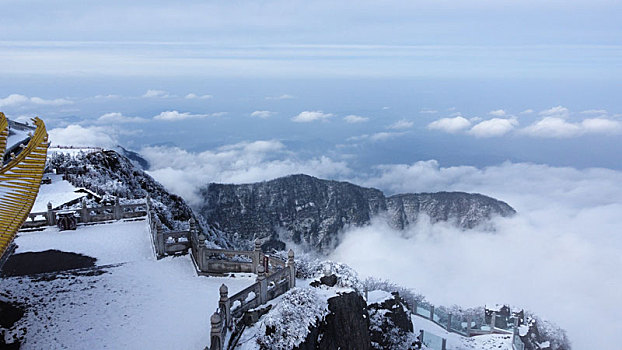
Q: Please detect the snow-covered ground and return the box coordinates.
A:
[1,218,256,349]
[31,174,86,212]
[411,314,512,350]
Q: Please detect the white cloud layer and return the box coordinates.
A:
[348,131,406,142]
[343,115,369,123]
[142,89,170,98]
[332,160,622,350]
[387,119,414,130]
[141,140,351,205]
[0,94,73,108]
[539,105,570,118]
[521,117,622,138]
[250,110,275,119]
[291,111,333,123]
[153,110,222,121]
[427,116,471,133]
[48,125,118,147]
[488,109,507,116]
[468,117,518,137]
[97,112,148,124]
[185,93,212,100]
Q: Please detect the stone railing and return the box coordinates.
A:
[366,288,523,350]
[146,196,192,259]
[206,249,296,350]
[21,197,147,229]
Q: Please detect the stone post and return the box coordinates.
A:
[447,313,452,331]
[156,225,165,258]
[189,217,197,236]
[196,234,206,271]
[466,315,472,337]
[256,265,268,304]
[441,338,447,350]
[429,305,435,321]
[219,284,231,328]
[491,312,497,333]
[46,202,56,226]
[80,197,89,223]
[114,196,122,220]
[512,316,519,344]
[412,300,418,315]
[364,286,368,301]
[286,249,296,289]
[252,239,262,274]
[210,312,223,350]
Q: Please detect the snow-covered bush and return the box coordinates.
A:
[295,255,362,290]
[256,288,328,349]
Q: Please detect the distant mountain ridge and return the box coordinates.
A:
[199,174,516,253]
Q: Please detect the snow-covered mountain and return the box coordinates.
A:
[199,174,516,253]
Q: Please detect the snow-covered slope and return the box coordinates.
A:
[0,219,255,349]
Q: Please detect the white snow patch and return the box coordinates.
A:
[367,290,393,305]
[31,174,86,212]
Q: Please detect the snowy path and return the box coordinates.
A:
[1,220,256,349]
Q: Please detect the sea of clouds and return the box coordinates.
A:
[333,161,622,350]
[137,142,621,349]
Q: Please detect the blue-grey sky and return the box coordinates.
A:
[1,0,621,171]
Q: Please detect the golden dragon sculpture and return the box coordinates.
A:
[0,112,49,258]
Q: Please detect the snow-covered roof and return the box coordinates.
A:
[31,174,87,212]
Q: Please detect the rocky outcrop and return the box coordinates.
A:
[387,192,516,229]
[201,174,386,252]
[367,293,414,349]
[199,174,515,253]
[296,292,372,350]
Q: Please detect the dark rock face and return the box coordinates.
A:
[115,146,150,170]
[367,293,414,349]
[296,292,372,350]
[201,174,386,251]
[199,174,516,253]
[387,192,516,230]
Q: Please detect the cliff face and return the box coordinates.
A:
[386,192,516,230]
[201,174,386,252]
[199,174,516,253]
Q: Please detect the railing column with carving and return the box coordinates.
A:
[252,239,262,274]
[219,284,231,328]
[156,224,165,258]
[209,312,223,350]
[80,197,90,223]
[491,312,497,333]
[429,305,435,321]
[512,317,519,346]
[46,202,56,226]
[466,315,472,336]
[114,197,122,220]
[197,233,206,271]
[287,249,296,288]
[256,265,268,304]
[447,313,452,331]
